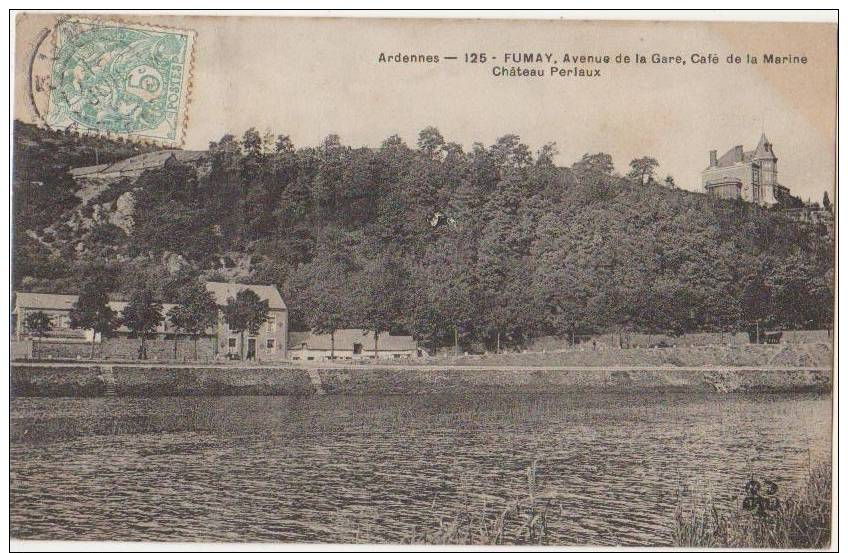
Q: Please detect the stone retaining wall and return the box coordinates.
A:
[10,365,832,398]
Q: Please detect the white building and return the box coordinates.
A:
[288,329,424,361]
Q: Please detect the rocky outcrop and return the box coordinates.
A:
[109,191,136,232]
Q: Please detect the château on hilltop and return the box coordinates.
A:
[702,133,790,206]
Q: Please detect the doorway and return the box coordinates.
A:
[247,338,257,360]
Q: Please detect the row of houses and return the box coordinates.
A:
[11,282,423,362]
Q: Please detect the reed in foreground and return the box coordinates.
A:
[406,460,550,545]
[674,462,831,549]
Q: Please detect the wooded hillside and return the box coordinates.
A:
[12,121,834,350]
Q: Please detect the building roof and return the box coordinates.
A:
[706,134,776,171]
[713,145,749,168]
[292,329,417,351]
[13,292,79,312]
[204,282,287,310]
[70,150,207,178]
[14,282,286,315]
[14,293,179,333]
[752,133,777,161]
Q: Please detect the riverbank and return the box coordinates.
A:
[10,364,832,397]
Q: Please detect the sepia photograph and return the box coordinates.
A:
[8,10,838,550]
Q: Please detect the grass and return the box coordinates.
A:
[406,460,550,545]
[674,462,832,548]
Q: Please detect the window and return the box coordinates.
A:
[353,343,363,355]
[307,356,314,361]
[266,315,276,334]
[292,356,300,360]
[266,339,275,349]
[228,338,237,348]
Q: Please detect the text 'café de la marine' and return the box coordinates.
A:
[701,134,790,205]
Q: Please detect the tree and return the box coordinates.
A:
[305,275,349,360]
[356,257,408,358]
[23,311,53,357]
[490,134,533,170]
[168,280,219,360]
[297,242,356,360]
[23,310,52,338]
[241,127,263,157]
[417,126,445,158]
[535,142,559,167]
[121,286,164,360]
[69,280,119,358]
[222,289,270,360]
[627,157,660,184]
[664,175,676,188]
[822,191,832,212]
[572,152,615,179]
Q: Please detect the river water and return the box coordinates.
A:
[11,391,831,545]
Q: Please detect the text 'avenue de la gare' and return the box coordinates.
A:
[377,51,809,78]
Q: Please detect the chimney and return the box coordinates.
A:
[734,145,744,160]
[709,150,717,167]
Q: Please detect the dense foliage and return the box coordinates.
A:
[13,122,834,351]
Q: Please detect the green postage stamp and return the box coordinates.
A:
[42,18,195,145]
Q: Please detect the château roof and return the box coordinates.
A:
[706,134,776,171]
[752,133,777,161]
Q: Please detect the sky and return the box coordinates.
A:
[15,14,837,202]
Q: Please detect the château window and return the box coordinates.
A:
[353,343,363,355]
[266,339,275,349]
[228,338,237,348]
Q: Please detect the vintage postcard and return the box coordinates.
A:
[9,10,837,550]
